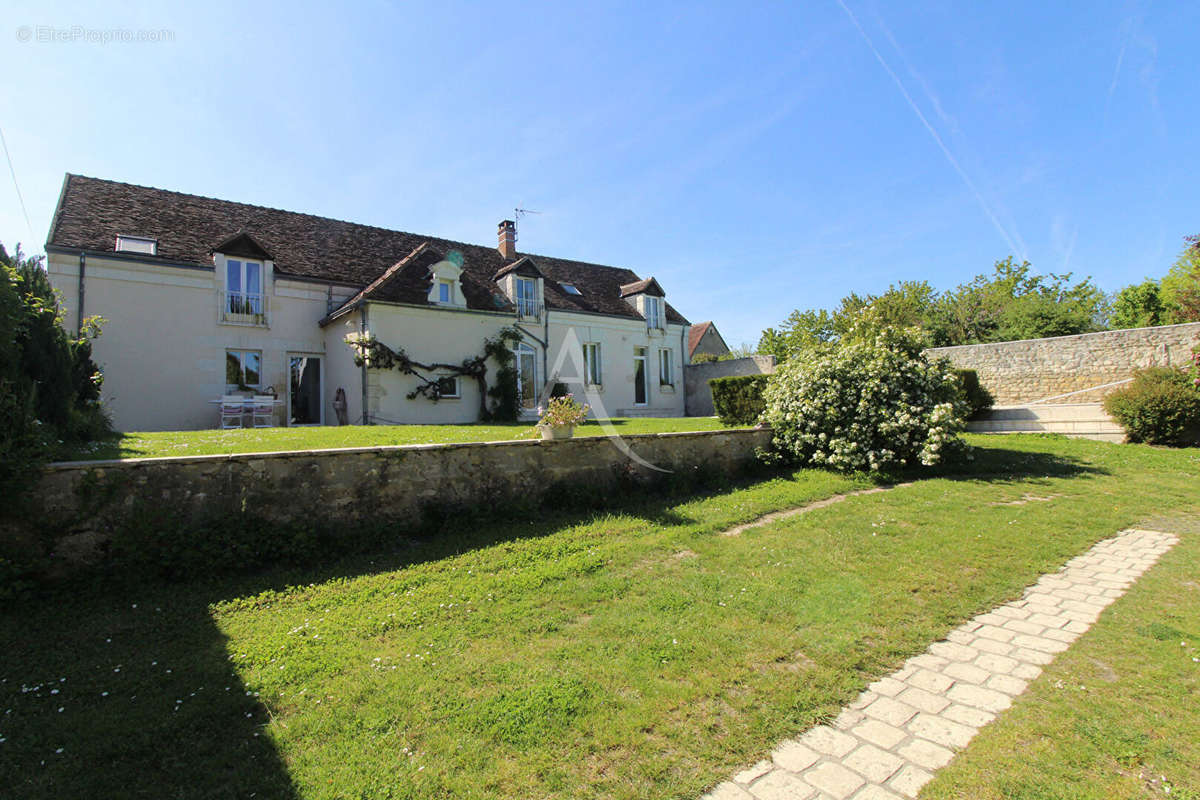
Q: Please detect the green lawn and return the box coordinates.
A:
[2,435,1197,799]
[55,417,727,461]
[921,510,1200,800]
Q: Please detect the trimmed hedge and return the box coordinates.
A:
[953,369,994,419]
[1103,367,1200,446]
[710,374,769,426]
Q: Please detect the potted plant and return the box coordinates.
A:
[537,393,589,440]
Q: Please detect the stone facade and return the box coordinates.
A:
[927,322,1200,405]
[30,429,771,570]
[684,355,777,416]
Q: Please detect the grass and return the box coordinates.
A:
[920,511,1200,800]
[54,416,727,461]
[1,435,1197,799]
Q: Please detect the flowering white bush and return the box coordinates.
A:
[761,327,966,472]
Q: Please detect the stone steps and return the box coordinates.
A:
[966,403,1124,443]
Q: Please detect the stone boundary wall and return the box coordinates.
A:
[926,322,1200,405]
[31,429,771,567]
[684,355,777,416]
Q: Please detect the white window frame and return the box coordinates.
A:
[226,258,265,311]
[437,375,461,399]
[226,349,262,391]
[515,277,539,317]
[633,346,649,406]
[645,296,663,330]
[659,348,674,387]
[115,235,157,255]
[583,342,602,386]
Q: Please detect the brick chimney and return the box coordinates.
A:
[498,219,516,260]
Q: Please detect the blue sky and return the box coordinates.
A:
[2,0,1198,347]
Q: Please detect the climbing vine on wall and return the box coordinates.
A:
[345,326,523,421]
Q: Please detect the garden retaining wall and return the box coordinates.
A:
[926,322,1200,405]
[27,428,771,570]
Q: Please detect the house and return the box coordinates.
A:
[687,320,730,360]
[44,174,692,431]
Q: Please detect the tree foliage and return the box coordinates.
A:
[1109,280,1166,329]
[1160,235,1200,323]
[760,259,1108,362]
[1,243,110,500]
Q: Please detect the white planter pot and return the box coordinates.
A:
[540,425,575,441]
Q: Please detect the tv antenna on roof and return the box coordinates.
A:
[514,207,541,243]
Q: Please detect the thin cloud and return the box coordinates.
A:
[834,0,1027,260]
[1105,15,1137,124]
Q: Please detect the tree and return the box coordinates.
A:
[0,243,109,464]
[931,258,1107,344]
[757,308,835,363]
[758,258,1108,356]
[1109,280,1166,329]
[1161,235,1200,323]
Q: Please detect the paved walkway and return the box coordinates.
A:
[703,528,1179,800]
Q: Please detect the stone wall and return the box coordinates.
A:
[684,355,776,416]
[30,429,772,569]
[927,322,1200,405]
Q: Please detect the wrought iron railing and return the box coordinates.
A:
[517,300,544,322]
[218,290,269,327]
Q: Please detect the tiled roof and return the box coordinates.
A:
[687,320,729,356]
[619,277,665,298]
[48,174,688,325]
[688,321,712,355]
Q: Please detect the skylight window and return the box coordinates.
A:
[560,283,582,296]
[115,235,157,255]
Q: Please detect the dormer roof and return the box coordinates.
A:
[619,277,666,298]
[211,230,273,260]
[492,256,543,281]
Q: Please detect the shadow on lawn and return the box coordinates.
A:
[0,441,1100,798]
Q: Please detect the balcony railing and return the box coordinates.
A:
[516,300,544,322]
[219,290,270,327]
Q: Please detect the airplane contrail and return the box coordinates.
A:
[834,0,1027,260]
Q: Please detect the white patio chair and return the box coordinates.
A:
[220,395,245,429]
[251,395,276,428]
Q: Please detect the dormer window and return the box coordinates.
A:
[645,296,664,330]
[427,258,465,308]
[222,257,268,325]
[115,235,157,255]
[516,277,540,319]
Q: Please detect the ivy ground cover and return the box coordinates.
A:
[2,435,1197,799]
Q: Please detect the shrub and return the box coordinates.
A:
[710,374,769,426]
[761,327,965,472]
[1103,367,1200,446]
[691,352,720,364]
[0,244,110,498]
[953,369,994,419]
